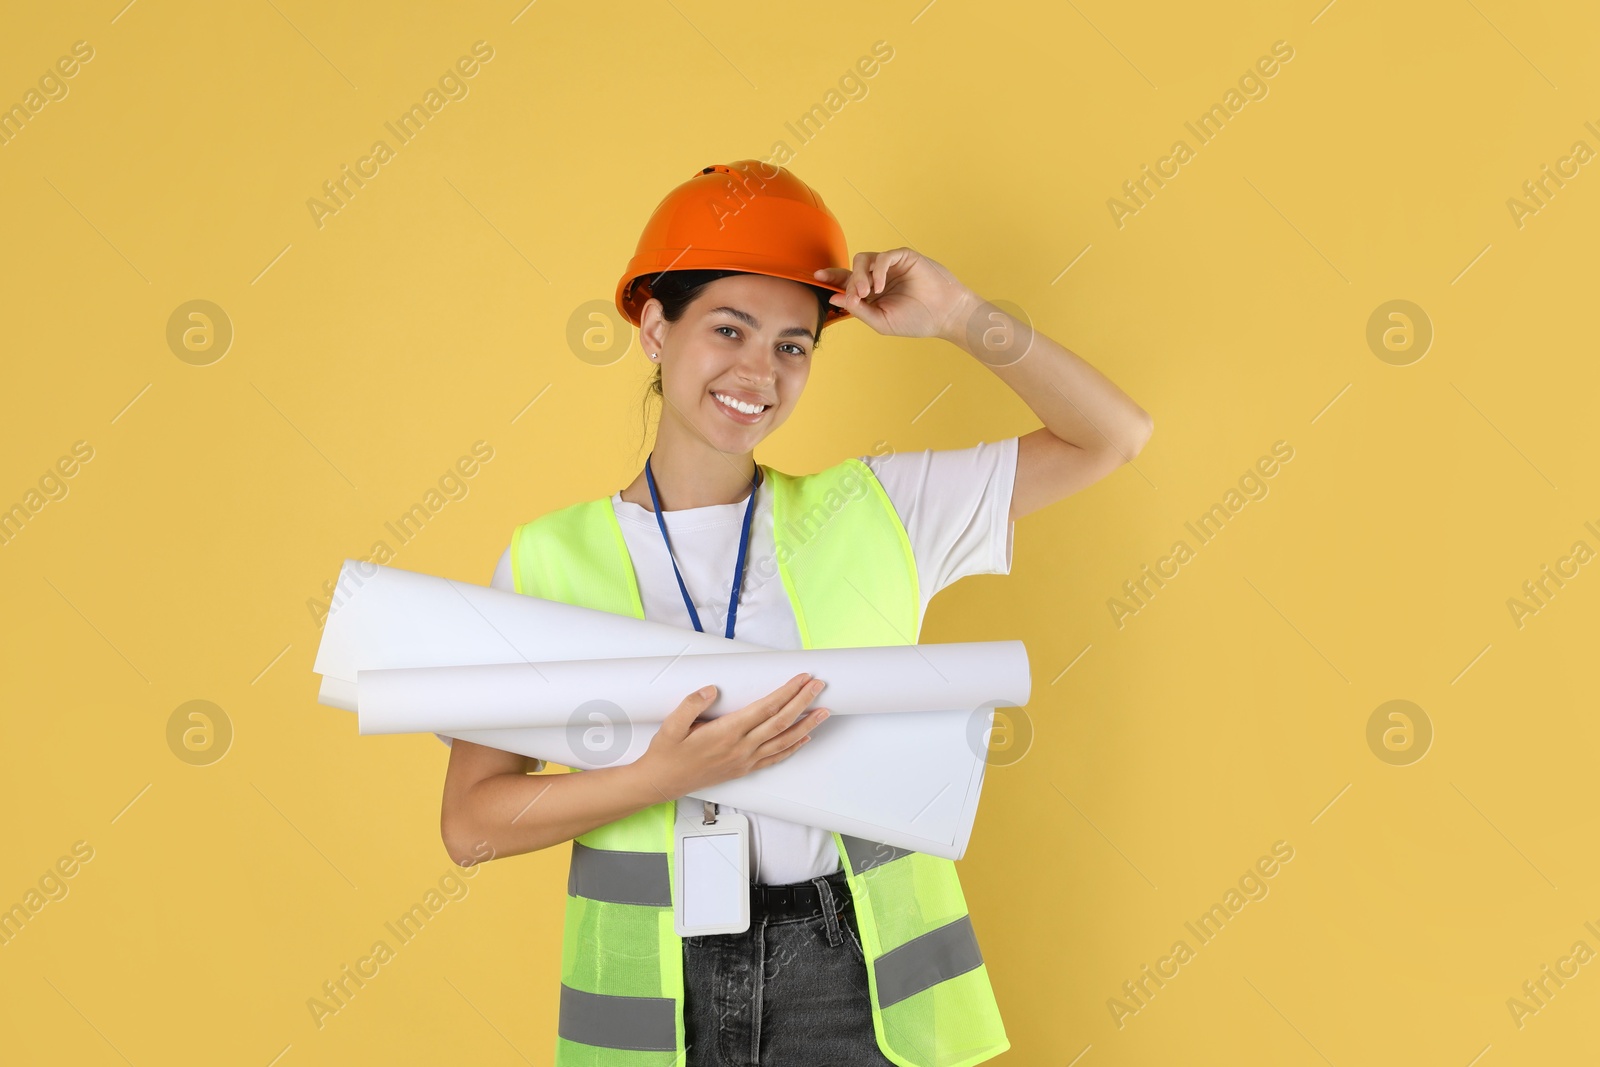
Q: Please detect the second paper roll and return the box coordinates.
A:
[356,640,1031,735]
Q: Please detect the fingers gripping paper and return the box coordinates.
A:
[311,561,1032,859]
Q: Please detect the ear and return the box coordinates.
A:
[638,298,668,358]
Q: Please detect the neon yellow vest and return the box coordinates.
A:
[511,457,1009,1067]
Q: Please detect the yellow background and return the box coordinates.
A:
[2,1,1597,1063]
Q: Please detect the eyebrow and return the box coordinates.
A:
[707,306,815,340]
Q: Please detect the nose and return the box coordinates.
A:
[732,342,778,387]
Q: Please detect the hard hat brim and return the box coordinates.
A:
[616,259,852,331]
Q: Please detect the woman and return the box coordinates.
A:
[440,160,1153,1067]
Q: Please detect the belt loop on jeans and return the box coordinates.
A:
[813,875,844,946]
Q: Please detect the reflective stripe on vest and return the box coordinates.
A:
[840,834,916,874]
[568,841,672,906]
[558,984,676,1052]
[874,914,985,1007]
[513,457,1010,1067]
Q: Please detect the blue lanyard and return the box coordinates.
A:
[644,454,762,640]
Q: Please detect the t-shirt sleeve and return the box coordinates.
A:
[860,437,1018,615]
[490,545,514,592]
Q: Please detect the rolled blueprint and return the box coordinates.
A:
[312,558,769,707]
[312,560,1031,859]
[355,642,1030,735]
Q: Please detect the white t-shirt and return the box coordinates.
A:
[483,438,1018,885]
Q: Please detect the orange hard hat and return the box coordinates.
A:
[615,160,853,329]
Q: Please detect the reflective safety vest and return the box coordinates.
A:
[510,456,1010,1067]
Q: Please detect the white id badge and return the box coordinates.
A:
[673,801,750,936]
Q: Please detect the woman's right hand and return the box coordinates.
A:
[634,673,830,799]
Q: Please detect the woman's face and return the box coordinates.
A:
[642,274,821,453]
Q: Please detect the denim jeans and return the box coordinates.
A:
[682,871,895,1066]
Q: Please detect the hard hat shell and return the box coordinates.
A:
[615,160,853,330]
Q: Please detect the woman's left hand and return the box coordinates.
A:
[813,248,977,341]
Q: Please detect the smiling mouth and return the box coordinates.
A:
[712,391,770,417]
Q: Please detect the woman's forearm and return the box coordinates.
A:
[442,760,676,865]
[940,288,1153,460]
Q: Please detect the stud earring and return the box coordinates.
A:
[649,352,659,361]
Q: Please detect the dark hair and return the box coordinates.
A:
[635,269,834,453]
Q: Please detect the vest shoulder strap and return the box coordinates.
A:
[510,497,643,619]
[766,457,921,648]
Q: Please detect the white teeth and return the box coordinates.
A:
[714,392,767,415]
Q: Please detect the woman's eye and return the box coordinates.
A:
[714,326,806,357]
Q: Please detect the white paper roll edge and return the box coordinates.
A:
[355,641,1031,735]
